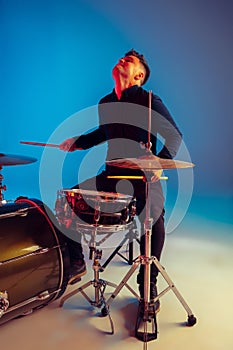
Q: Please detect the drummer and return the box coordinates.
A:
[60,49,182,311]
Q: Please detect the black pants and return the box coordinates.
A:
[69,170,165,284]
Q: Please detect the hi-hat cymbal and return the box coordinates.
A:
[106,154,195,170]
[0,153,37,166]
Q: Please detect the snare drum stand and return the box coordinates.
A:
[103,173,197,348]
[60,207,117,334]
[102,220,140,268]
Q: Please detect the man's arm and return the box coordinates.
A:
[151,94,182,159]
[60,127,106,152]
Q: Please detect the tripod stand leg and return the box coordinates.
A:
[106,257,141,305]
[128,240,134,265]
[59,280,93,307]
[152,257,197,326]
[102,235,128,269]
[102,223,139,268]
[117,235,140,265]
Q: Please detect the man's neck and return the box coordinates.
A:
[114,77,137,100]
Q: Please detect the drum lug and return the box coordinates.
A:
[37,291,50,300]
[0,291,9,318]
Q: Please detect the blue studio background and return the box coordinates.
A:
[1,0,232,228]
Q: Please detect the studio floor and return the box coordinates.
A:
[1,214,232,350]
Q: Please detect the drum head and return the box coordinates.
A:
[62,189,133,202]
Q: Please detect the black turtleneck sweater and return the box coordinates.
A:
[75,85,182,174]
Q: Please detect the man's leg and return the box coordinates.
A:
[66,236,86,284]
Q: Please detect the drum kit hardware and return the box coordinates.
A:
[0,141,197,348]
[101,221,140,268]
[0,153,37,204]
[60,242,117,334]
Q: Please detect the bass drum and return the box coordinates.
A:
[0,198,70,325]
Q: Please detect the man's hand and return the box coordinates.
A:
[59,137,77,152]
[150,169,163,182]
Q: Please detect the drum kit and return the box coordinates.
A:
[0,145,197,347]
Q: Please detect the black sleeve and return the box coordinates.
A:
[73,97,111,150]
[151,94,182,159]
[74,126,107,150]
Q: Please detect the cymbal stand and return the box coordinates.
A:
[59,201,117,334]
[104,175,158,346]
[0,166,7,205]
[134,174,159,345]
[104,174,197,348]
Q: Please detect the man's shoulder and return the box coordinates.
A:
[132,86,161,102]
[138,86,161,100]
[99,90,115,104]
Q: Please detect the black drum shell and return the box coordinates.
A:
[0,198,70,325]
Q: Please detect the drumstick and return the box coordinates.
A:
[107,175,168,180]
[20,141,60,148]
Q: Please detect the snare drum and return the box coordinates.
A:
[0,198,70,325]
[55,189,136,231]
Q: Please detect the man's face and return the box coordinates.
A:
[112,55,144,83]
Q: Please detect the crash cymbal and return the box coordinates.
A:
[0,153,37,166]
[106,154,195,170]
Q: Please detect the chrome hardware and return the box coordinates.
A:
[0,291,9,318]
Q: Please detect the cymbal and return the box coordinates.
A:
[0,153,37,166]
[106,154,195,170]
